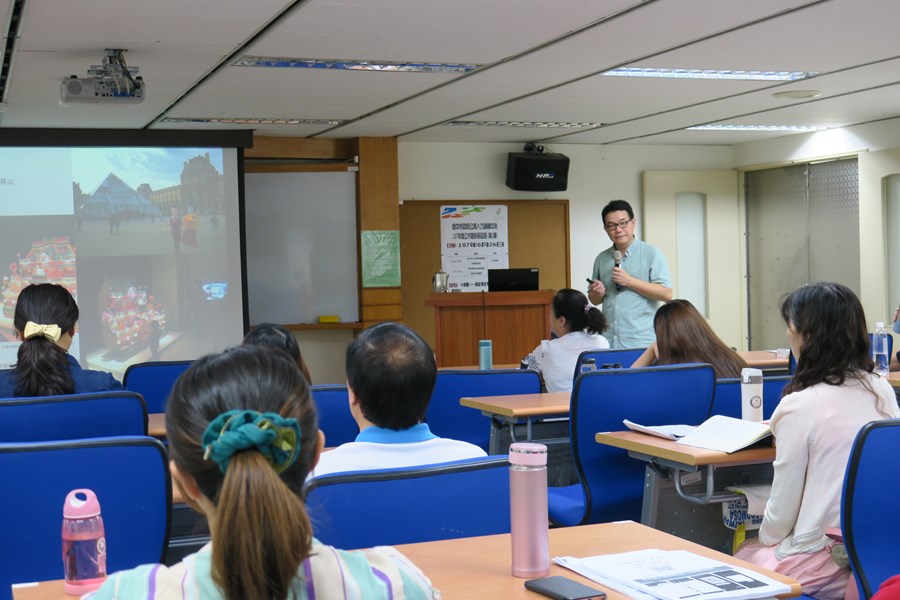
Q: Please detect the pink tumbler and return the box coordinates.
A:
[62,489,107,595]
[509,442,550,578]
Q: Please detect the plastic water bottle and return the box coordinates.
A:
[580,358,596,375]
[740,367,764,422]
[62,489,107,595]
[873,322,890,377]
[509,442,549,578]
[479,339,493,370]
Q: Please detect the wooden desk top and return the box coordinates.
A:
[148,413,165,438]
[11,521,800,600]
[595,430,776,467]
[887,371,900,389]
[460,391,570,417]
[737,350,789,369]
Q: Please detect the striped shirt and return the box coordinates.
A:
[83,540,437,599]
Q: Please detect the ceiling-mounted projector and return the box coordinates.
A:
[60,49,145,106]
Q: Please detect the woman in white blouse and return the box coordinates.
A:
[523,288,609,392]
[735,282,900,600]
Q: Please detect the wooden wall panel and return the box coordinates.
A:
[400,200,569,349]
[247,137,354,160]
[357,137,401,326]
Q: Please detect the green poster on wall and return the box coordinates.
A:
[361,230,401,287]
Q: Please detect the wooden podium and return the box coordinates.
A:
[425,290,553,367]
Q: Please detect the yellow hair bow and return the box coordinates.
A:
[23,321,62,343]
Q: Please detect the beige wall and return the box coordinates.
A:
[642,170,744,349]
[398,142,735,295]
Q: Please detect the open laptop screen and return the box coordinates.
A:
[487,268,539,292]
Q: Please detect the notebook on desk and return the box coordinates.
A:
[487,268,539,292]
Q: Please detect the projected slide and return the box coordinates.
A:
[0,146,244,380]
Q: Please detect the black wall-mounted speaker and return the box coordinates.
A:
[505,152,569,192]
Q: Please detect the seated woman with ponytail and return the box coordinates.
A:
[523,288,609,392]
[87,344,436,600]
[0,283,122,397]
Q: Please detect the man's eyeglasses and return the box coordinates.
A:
[604,218,633,231]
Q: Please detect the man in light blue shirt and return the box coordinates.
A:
[588,200,672,349]
[312,322,486,476]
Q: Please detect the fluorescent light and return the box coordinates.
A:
[773,90,822,99]
[446,120,601,128]
[161,117,344,126]
[232,56,480,73]
[603,67,816,81]
[687,124,826,131]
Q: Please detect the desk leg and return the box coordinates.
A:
[526,417,533,442]
[641,463,774,554]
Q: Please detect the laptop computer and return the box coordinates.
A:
[487,268,539,292]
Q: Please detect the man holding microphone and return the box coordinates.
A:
[588,200,672,349]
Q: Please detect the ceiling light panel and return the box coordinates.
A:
[233,56,481,73]
[687,124,825,131]
[445,120,602,128]
[244,0,635,64]
[328,1,817,137]
[162,117,344,126]
[602,67,816,81]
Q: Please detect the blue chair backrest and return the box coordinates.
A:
[305,456,510,549]
[311,385,358,447]
[427,370,542,451]
[570,364,715,524]
[0,391,147,442]
[573,348,646,380]
[842,419,900,599]
[123,360,193,414]
[0,436,171,600]
[710,376,791,421]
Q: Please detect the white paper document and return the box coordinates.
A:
[676,415,771,453]
[555,549,790,600]
[623,419,696,441]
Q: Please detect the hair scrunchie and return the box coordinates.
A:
[583,304,591,314]
[202,409,302,474]
[23,321,62,343]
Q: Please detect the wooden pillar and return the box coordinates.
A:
[355,137,402,329]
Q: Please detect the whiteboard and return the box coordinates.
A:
[244,171,358,324]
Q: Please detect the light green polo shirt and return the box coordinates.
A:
[591,238,672,349]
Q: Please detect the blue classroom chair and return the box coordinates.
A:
[310,384,358,447]
[842,419,900,599]
[123,360,193,414]
[305,456,510,549]
[548,364,715,527]
[0,390,147,442]
[426,369,542,452]
[572,347,646,381]
[710,375,791,421]
[0,436,171,600]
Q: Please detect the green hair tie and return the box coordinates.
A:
[202,409,301,474]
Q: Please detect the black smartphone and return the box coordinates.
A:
[525,575,607,600]
[585,278,594,285]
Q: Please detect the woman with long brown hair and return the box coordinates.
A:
[88,345,435,600]
[630,298,747,378]
[734,282,899,599]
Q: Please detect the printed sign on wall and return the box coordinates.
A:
[440,205,508,292]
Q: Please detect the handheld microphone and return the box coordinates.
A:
[613,250,623,291]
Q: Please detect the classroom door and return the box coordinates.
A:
[642,170,743,350]
[745,159,860,350]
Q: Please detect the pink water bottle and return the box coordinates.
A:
[509,442,550,578]
[62,489,107,595]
